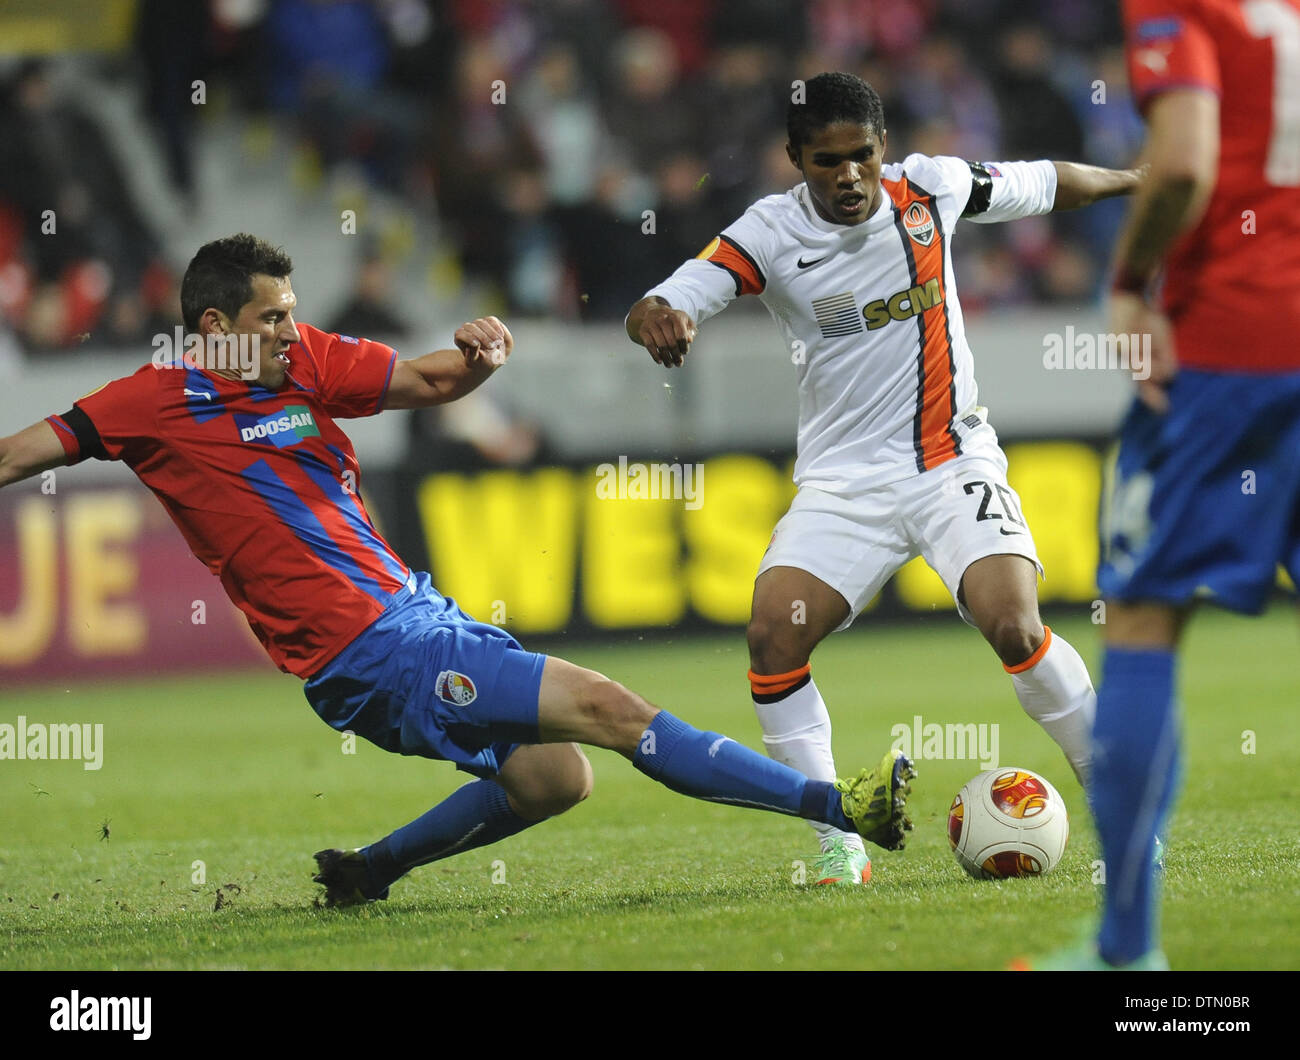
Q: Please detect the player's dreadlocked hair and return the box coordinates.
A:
[181,234,294,331]
[787,72,886,150]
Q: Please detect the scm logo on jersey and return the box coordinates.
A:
[236,405,321,448]
[862,278,943,331]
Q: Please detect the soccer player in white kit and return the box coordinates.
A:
[627,72,1143,884]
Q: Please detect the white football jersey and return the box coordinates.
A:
[644,154,1057,492]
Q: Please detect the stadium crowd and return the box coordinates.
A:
[0,0,1145,352]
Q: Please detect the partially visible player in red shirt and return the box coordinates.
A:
[1020,0,1300,970]
[0,234,912,905]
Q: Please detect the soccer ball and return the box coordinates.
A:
[947,767,1069,879]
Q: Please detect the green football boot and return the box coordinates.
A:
[835,750,916,850]
[812,837,872,885]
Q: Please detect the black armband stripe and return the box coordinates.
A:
[62,405,107,461]
[961,162,995,218]
[705,259,745,297]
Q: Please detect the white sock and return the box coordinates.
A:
[752,672,865,854]
[1006,626,1095,787]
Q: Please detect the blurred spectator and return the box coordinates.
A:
[900,36,1001,161]
[266,0,424,193]
[0,60,177,351]
[495,167,565,316]
[807,0,936,63]
[615,0,718,74]
[696,42,787,214]
[557,163,663,320]
[518,44,608,206]
[324,242,414,339]
[135,0,207,204]
[206,0,273,114]
[654,152,723,269]
[603,28,700,173]
[991,23,1085,161]
[429,34,542,279]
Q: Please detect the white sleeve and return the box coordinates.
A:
[925,154,981,227]
[964,160,1058,223]
[634,204,775,326]
[641,256,742,326]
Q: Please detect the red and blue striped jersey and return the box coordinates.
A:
[46,323,410,677]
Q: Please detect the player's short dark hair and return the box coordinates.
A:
[181,234,293,332]
[787,72,885,151]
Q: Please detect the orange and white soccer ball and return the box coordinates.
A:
[947,768,1069,879]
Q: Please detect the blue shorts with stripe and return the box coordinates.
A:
[303,572,547,778]
[1098,369,1300,613]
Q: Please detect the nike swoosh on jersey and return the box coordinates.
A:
[796,256,826,269]
[183,389,214,400]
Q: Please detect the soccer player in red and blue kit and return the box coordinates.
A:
[1022,0,1300,969]
[0,233,915,905]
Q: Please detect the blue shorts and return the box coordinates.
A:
[1098,368,1300,613]
[303,572,547,778]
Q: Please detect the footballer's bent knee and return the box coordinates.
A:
[500,743,593,819]
[746,613,815,674]
[986,612,1046,669]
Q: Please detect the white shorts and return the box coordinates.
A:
[758,440,1043,630]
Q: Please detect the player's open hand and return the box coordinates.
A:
[638,304,698,368]
[455,316,513,369]
[1109,291,1176,413]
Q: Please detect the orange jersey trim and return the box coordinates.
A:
[702,234,765,296]
[881,176,960,473]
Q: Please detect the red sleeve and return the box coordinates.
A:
[295,323,398,419]
[66,367,161,463]
[1123,0,1221,111]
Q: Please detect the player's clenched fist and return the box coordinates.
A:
[627,296,698,368]
[455,316,513,368]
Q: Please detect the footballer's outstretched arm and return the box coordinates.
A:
[0,420,69,489]
[383,316,514,410]
[1050,160,1146,210]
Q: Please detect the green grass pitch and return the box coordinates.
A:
[1,607,1296,970]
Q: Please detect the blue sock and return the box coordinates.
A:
[1091,647,1180,965]
[362,779,538,896]
[632,710,852,831]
